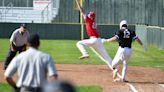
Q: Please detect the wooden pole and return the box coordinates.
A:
[80,0,84,40]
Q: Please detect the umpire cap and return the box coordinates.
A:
[28,34,40,47]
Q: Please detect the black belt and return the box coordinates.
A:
[16,44,26,48]
[20,87,41,92]
[120,46,131,48]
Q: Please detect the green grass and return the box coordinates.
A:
[76,86,102,92]
[0,39,164,70]
[0,83,13,92]
[0,83,102,92]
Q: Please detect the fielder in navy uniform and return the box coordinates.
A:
[4,23,30,70]
[106,20,143,82]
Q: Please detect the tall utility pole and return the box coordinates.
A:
[80,0,84,40]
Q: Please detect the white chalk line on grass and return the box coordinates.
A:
[159,84,164,88]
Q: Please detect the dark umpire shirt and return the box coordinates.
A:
[115,28,138,48]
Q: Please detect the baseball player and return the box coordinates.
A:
[4,34,58,92]
[4,23,30,70]
[106,20,143,82]
[75,0,113,70]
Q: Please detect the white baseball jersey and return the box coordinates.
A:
[4,47,57,87]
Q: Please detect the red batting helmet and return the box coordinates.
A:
[89,11,96,19]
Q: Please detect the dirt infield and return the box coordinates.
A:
[0,63,164,92]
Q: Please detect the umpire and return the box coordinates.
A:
[4,34,58,92]
[4,23,30,70]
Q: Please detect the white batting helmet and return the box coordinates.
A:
[120,20,128,29]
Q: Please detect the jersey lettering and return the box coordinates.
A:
[92,22,97,29]
[123,29,130,38]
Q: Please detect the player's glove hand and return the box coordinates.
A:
[22,44,26,51]
[142,44,147,52]
[13,86,20,92]
[10,42,16,52]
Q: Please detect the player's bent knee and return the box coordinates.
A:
[76,41,84,46]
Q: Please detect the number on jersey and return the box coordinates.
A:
[92,22,97,29]
[123,29,130,38]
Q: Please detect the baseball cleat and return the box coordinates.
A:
[79,55,89,59]
[3,66,7,70]
[113,78,120,82]
[114,78,128,82]
[122,80,128,82]
[113,69,118,79]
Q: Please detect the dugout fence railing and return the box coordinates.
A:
[0,2,13,22]
[41,1,52,23]
[41,0,59,23]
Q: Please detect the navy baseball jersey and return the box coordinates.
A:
[115,29,138,48]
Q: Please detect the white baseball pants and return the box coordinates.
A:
[76,37,113,70]
[112,46,132,80]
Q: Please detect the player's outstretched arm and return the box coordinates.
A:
[75,0,85,16]
[136,38,147,51]
[106,36,117,42]
[136,38,143,46]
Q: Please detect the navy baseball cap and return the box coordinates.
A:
[20,23,27,28]
[28,34,40,47]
